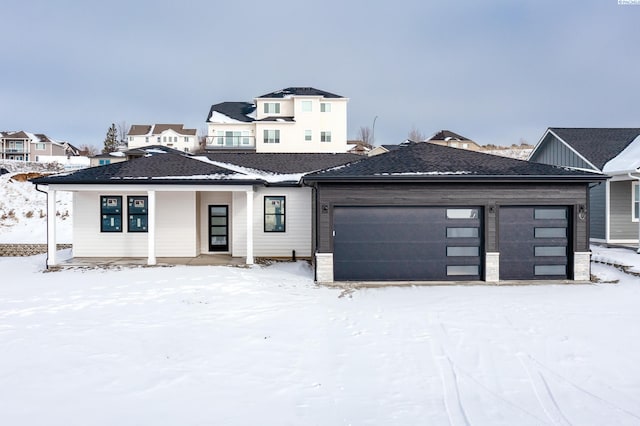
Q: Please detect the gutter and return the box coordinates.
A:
[34,184,49,269]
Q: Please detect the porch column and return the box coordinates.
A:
[47,189,57,267]
[147,190,157,265]
[246,189,254,265]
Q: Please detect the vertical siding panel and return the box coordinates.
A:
[589,183,606,239]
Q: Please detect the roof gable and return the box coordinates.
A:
[545,128,640,171]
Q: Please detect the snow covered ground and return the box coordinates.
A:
[2,161,640,425]
[1,248,640,425]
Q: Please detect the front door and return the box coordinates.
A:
[209,205,229,252]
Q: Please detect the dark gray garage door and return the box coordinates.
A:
[499,206,570,280]
[333,206,482,281]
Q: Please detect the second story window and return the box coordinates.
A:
[157,137,161,143]
[301,101,312,112]
[145,137,149,143]
[35,143,46,150]
[305,130,312,141]
[320,102,331,112]
[321,131,332,142]
[264,103,280,114]
[184,137,190,142]
[264,130,280,144]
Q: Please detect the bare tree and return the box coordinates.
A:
[408,125,427,142]
[196,126,209,153]
[356,126,374,147]
[117,121,128,146]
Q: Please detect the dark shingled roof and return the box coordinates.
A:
[549,128,640,170]
[33,153,241,185]
[33,152,363,185]
[207,102,256,122]
[255,116,295,122]
[258,87,342,99]
[205,152,363,174]
[304,142,605,182]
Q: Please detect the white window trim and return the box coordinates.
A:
[633,181,639,222]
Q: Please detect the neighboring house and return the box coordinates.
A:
[347,140,371,156]
[529,128,640,245]
[127,124,199,153]
[426,130,483,151]
[1,131,81,162]
[303,142,605,283]
[205,87,349,153]
[368,140,414,156]
[32,151,361,267]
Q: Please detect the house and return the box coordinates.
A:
[127,124,199,153]
[528,128,640,245]
[346,140,372,156]
[303,142,605,283]
[32,151,361,267]
[426,130,483,151]
[368,141,414,156]
[1,131,81,162]
[205,87,349,153]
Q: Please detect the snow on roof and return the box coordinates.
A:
[603,135,640,174]
[109,151,126,157]
[192,156,305,183]
[209,111,247,124]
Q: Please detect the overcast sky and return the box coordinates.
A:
[2,0,639,148]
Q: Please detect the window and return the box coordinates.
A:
[305,130,312,141]
[264,103,280,114]
[446,227,479,238]
[98,159,111,165]
[174,136,178,142]
[462,143,469,149]
[100,196,122,232]
[184,137,190,142]
[535,208,566,220]
[264,196,285,232]
[129,136,133,142]
[320,103,331,112]
[534,265,566,276]
[447,246,479,257]
[634,182,639,221]
[163,136,167,142]
[184,147,190,152]
[446,208,478,219]
[535,246,566,257]
[145,137,149,143]
[447,265,479,276]
[301,100,312,112]
[450,142,459,148]
[321,131,332,142]
[157,137,161,143]
[534,228,566,238]
[35,143,46,150]
[264,130,280,144]
[242,131,250,145]
[128,196,148,232]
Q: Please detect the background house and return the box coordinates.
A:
[529,128,640,245]
[127,124,199,153]
[426,130,483,151]
[205,87,349,153]
[0,131,88,169]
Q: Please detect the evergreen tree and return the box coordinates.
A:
[102,123,119,153]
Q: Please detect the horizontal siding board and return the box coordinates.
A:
[610,180,637,239]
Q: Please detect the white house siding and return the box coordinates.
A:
[609,180,638,241]
[231,191,247,257]
[251,187,312,258]
[129,130,198,152]
[73,191,197,257]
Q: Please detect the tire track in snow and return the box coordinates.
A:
[428,314,548,424]
[429,335,471,426]
[517,353,571,425]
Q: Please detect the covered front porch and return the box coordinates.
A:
[43,183,257,267]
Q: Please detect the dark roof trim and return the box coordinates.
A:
[303,174,608,184]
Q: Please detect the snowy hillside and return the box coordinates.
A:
[482,148,533,160]
[0,161,72,243]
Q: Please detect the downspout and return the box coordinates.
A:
[34,184,49,269]
[628,171,640,253]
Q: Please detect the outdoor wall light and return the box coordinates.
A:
[578,204,586,221]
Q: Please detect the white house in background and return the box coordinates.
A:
[0,131,81,162]
[127,124,199,152]
[206,87,349,153]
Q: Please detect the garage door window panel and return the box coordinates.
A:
[534,227,566,238]
[447,227,479,238]
[534,265,566,276]
[447,246,479,257]
[447,265,479,276]
[446,208,479,219]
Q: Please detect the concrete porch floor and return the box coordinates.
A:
[56,254,247,268]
